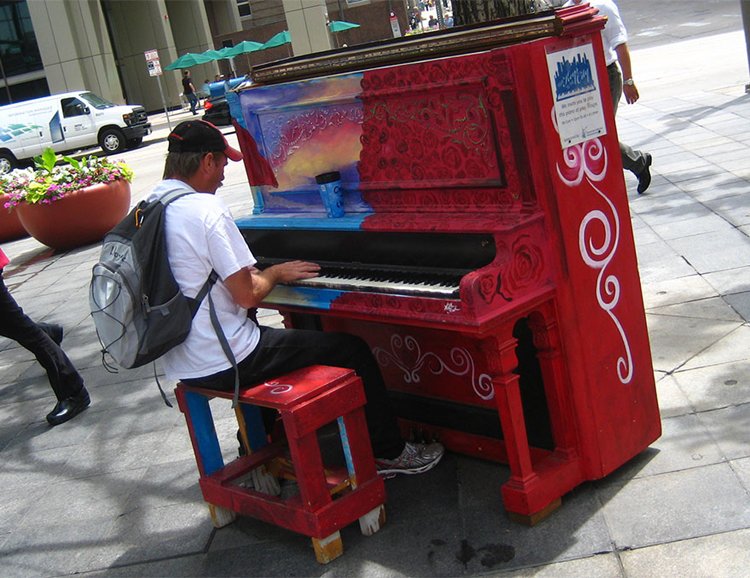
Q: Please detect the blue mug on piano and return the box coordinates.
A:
[315,172,345,218]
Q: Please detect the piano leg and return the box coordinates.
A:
[482,335,545,518]
[528,309,579,462]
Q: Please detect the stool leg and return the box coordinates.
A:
[208,503,238,528]
[337,416,386,537]
[235,405,280,496]
[359,505,387,536]
[312,531,343,564]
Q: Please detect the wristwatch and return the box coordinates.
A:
[624,78,635,86]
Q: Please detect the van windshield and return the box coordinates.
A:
[79,92,116,109]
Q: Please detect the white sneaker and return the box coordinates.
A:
[376,441,445,478]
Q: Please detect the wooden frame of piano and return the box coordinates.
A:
[233,5,661,525]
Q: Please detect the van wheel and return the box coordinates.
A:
[99,128,126,154]
[0,152,16,174]
[126,137,143,149]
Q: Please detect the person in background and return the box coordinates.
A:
[0,248,90,426]
[200,79,211,99]
[149,120,445,481]
[565,0,653,194]
[182,70,199,115]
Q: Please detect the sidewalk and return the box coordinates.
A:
[1,31,749,578]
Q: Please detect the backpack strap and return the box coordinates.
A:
[206,282,241,408]
[159,189,195,206]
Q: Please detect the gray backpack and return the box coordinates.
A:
[90,190,239,405]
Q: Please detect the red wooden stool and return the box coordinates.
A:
[174,365,386,564]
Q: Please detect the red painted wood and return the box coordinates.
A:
[177,367,386,541]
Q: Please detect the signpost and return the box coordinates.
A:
[144,49,172,131]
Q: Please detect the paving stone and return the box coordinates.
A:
[666,230,750,273]
[89,502,213,570]
[724,291,750,321]
[679,323,750,371]
[672,360,750,412]
[703,265,750,296]
[620,528,750,578]
[1,517,116,578]
[654,373,694,418]
[645,313,739,372]
[697,404,750,461]
[641,274,717,309]
[649,213,736,241]
[598,463,750,549]
[731,457,750,491]
[647,296,742,322]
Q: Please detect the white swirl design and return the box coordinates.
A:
[553,103,633,385]
[578,184,633,384]
[262,381,293,395]
[373,334,494,400]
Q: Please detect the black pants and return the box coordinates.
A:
[607,63,649,177]
[0,271,84,401]
[183,326,404,459]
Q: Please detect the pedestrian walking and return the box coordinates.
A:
[0,248,90,425]
[566,0,653,193]
[182,70,199,115]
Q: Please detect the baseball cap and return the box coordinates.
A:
[167,120,243,161]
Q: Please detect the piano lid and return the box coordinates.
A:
[251,6,603,85]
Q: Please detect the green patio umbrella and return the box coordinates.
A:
[224,40,263,57]
[164,52,212,70]
[328,20,360,32]
[261,30,291,50]
[201,48,235,61]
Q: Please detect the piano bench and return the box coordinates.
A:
[174,365,387,564]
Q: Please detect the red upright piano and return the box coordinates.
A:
[232,6,661,523]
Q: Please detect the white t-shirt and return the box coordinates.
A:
[564,0,628,66]
[146,179,260,380]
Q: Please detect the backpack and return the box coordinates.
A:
[89,190,239,405]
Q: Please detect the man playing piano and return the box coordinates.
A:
[150,120,444,479]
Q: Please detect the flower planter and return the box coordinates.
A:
[15,179,131,251]
[0,194,28,242]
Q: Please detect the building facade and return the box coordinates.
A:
[0,0,409,112]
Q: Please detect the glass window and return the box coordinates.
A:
[236,0,251,19]
[79,92,116,109]
[61,97,89,117]
[0,1,43,78]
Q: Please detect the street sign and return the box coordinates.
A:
[144,49,162,77]
[389,12,401,38]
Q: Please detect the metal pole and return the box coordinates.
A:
[156,74,172,132]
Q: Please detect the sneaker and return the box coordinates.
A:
[376,441,445,479]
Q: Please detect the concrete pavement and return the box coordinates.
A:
[1,25,750,578]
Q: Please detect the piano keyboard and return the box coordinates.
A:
[278,264,464,298]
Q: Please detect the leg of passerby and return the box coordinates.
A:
[607,63,652,194]
[0,275,89,426]
[189,93,198,115]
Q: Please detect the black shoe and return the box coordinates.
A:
[637,153,653,194]
[46,387,90,426]
[40,323,63,345]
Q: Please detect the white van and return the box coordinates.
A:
[0,91,151,173]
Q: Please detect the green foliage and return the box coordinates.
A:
[1,148,133,207]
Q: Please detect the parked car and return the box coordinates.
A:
[202,94,231,126]
[201,77,248,127]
